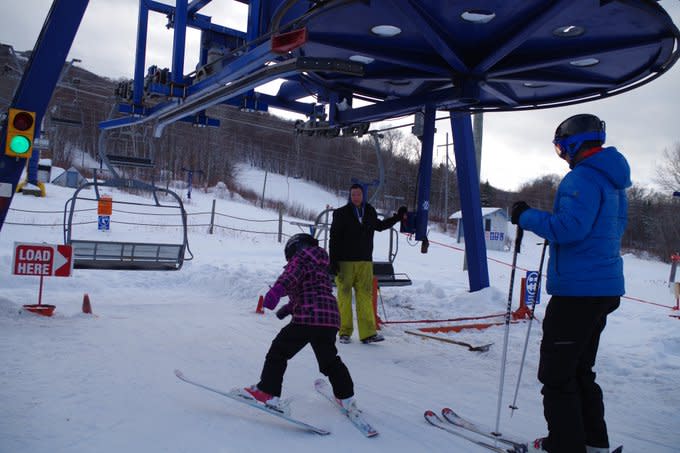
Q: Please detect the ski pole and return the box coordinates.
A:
[494,226,523,436]
[509,240,548,416]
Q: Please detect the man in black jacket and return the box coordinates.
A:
[329,183,407,344]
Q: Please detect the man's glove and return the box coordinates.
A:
[511,201,530,225]
[329,261,339,275]
[276,304,292,319]
[396,206,408,221]
[263,283,286,310]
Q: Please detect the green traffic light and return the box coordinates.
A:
[9,135,31,154]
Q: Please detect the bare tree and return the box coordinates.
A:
[654,142,680,192]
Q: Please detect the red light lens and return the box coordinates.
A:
[13,112,34,131]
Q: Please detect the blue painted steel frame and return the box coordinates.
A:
[0,0,89,233]
[172,0,187,85]
[415,105,435,242]
[451,113,490,291]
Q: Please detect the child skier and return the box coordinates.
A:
[239,233,357,415]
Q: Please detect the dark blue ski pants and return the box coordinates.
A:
[539,296,620,453]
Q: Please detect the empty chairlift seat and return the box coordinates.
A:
[372,261,412,287]
[63,178,189,271]
[70,240,185,271]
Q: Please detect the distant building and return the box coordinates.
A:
[449,207,509,251]
[52,166,87,188]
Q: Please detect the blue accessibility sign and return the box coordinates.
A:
[98,215,110,231]
[524,270,540,306]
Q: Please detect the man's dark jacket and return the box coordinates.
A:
[329,202,399,266]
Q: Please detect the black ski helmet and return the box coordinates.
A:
[553,114,606,159]
[284,233,319,261]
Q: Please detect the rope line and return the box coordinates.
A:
[6,206,672,309]
[425,236,675,310]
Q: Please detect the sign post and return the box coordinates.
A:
[98,195,112,232]
[523,270,540,307]
[12,242,73,316]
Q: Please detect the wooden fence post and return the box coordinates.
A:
[209,199,216,234]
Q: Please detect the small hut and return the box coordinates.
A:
[449,207,509,251]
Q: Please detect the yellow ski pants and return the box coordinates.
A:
[335,261,376,340]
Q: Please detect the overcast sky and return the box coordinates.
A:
[1,0,678,192]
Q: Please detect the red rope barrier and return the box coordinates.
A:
[400,234,676,311]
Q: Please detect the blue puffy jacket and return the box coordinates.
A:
[519,146,631,296]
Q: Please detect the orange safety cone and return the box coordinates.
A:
[255,295,264,314]
[82,293,93,314]
[512,278,532,320]
[372,277,382,329]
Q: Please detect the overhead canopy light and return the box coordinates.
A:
[349,55,375,64]
[461,10,496,24]
[523,82,548,88]
[553,25,585,37]
[570,57,600,67]
[371,25,402,37]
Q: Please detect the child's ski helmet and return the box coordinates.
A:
[284,233,319,261]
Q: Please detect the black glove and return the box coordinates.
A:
[329,261,339,275]
[276,304,292,319]
[511,201,530,225]
[395,206,408,221]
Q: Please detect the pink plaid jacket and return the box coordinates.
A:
[274,246,340,328]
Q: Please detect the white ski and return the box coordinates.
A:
[441,407,527,451]
[425,410,518,452]
[174,369,330,435]
[314,378,378,437]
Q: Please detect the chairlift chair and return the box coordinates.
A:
[98,118,155,181]
[372,217,412,287]
[63,175,190,271]
[50,101,84,127]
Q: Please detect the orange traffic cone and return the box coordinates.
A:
[512,278,532,320]
[82,293,93,314]
[255,295,264,314]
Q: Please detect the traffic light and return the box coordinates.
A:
[4,108,36,158]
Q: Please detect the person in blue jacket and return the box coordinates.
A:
[511,114,631,453]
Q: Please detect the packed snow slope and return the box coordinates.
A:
[1,165,679,453]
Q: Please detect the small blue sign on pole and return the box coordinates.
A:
[524,270,540,306]
[98,215,110,232]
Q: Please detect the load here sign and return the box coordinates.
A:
[12,242,73,277]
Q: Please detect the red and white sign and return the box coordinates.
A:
[12,243,73,277]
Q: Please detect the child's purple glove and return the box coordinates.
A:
[263,283,286,310]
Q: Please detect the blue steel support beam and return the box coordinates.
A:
[147,0,245,38]
[451,112,489,291]
[248,93,315,116]
[388,0,468,73]
[336,86,466,124]
[415,104,436,242]
[187,0,211,16]
[0,0,89,233]
[100,40,278,131]
[134,0,150,105]
[247,0,262,44]
[172,0,188,85]
[473,0,572,73]
[307,33,450,76]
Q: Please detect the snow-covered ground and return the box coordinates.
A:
[1,166,679,453]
